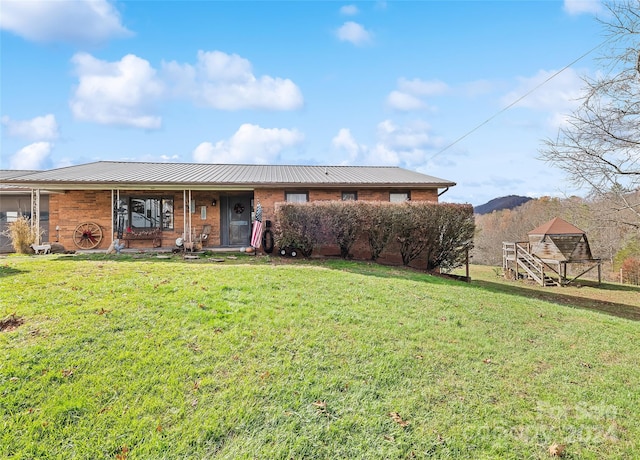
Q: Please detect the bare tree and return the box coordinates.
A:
[541,0,640,228]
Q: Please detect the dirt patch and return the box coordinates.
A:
[0,314,24,332]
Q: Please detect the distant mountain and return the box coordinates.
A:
[474,195,533,215]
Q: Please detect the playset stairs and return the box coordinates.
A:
[503,242,559,287]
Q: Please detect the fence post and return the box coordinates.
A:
[465,247,470,281]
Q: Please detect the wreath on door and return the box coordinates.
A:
[233,203,245,214]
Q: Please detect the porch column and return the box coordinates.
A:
[188,190,193,243]
[31,189,41,244]
[111,190,115,243]
[183,190,193,243]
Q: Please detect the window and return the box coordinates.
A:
[131,198,161,228]
[162,199,174,229]
[341,191,357,201]
[115,197,174,230]
[3,211,20,223]
[390,192,410,202]
[285,192,308,203]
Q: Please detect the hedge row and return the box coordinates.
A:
[273,201,475,270]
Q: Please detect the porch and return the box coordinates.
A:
[38,189,260,252]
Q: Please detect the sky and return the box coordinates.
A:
[0,0,608,206]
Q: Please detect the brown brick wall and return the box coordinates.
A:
[50,190,222,250]
[411,189,439,201]
[187,191,222,247]
[50,191,113,249]
[255,187,439,222]
[49,186,441,251]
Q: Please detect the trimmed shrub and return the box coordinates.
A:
[392,202,474,268]
[395,202,436,266]
[273,200,475,270]
[273,203,322,257]
[361,202,396,261]
[426,203,475,271]
[323,201,362,258]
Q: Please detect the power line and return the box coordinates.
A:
[427,37,613,162]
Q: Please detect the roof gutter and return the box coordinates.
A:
[2,181,456,191]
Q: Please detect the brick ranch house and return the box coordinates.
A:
[2,161,456,253]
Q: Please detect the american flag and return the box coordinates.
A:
[250,201,263,248]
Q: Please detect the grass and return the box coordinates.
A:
[1,253,639,459]
[454,264,640,321]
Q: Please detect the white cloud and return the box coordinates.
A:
[192,124,304,164]
[1,114,58,140]
[0,0,131,45]
[374,120,441,168]
[10,142,52,169]
[332,128,363,163]
[367,143,400,166]
[376,120,434,150]
[162,50,303,110]
[387,78,448,111]
[332,120,440,167]
[336,21,373,46]
[69,53,164,129]
[563,0,603,15]
[398,78,448,96]
[68,50,303,130]
[386,91,426,111]
[340,5,359,16]
[501,68,585,127]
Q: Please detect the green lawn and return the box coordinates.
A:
[1,254,639,459]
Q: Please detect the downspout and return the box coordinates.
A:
[438,187,449,197]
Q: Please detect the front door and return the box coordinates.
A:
[221,194,253,246]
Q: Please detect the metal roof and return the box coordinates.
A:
[2,161,456,190]
[1,169,41,191]
[1,170,40,180]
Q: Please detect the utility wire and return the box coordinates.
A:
[427,37,613,161]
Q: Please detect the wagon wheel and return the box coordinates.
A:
[73,222,103,249]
